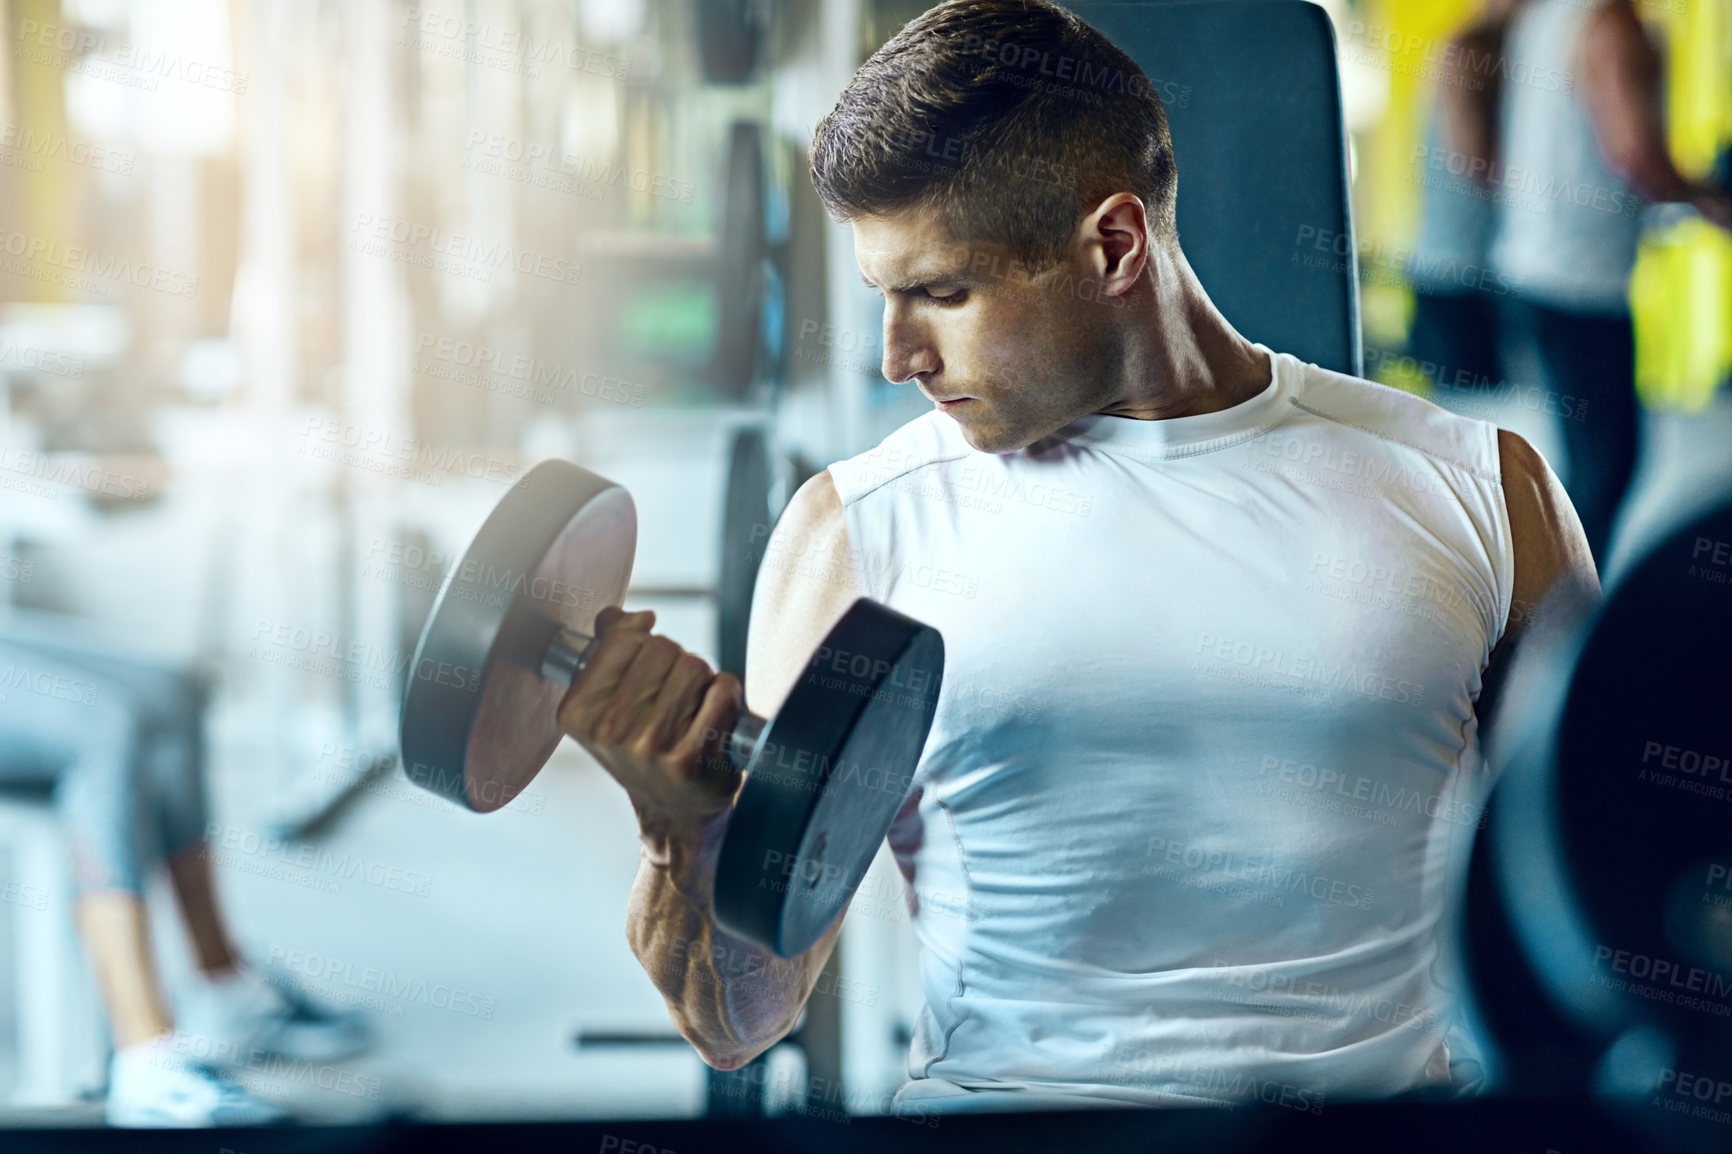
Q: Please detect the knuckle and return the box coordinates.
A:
[668,750,704,781]
[599,630,643,663]
[642,636,681,663]
[555,695,595,735]
[596,606,636,636]
[685,726,717,759]
[594,709,630,745]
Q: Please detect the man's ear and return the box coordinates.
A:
[1085,193,1151,296]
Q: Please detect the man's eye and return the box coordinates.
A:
[925,287,966,304]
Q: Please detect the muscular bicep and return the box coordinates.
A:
[738,469,861,980]
[1481,430,1601,720]
[1498,428,1599,635]
[743,469,864,717]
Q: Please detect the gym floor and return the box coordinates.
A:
[1,383,1729,1126]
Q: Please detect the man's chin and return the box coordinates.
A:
[948,413,1028,455]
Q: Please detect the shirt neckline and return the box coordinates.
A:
[1047,343,1295,460]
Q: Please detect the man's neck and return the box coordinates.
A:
[1093,245,1271,422]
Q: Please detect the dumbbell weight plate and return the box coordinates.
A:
[715,600,945,957]
[400,461,635,813]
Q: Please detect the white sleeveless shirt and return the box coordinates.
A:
[825,347,1514,1112]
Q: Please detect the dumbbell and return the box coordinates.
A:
[399,459,944,957]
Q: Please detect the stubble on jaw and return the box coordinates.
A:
[951,287,1121,455]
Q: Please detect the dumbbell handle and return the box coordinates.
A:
[539,626,769,770]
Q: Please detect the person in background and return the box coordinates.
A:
[1488,0,1732,567]
[0,612,370,1127]
[1405,0,1522,399]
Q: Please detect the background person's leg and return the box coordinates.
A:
[0,633,286,1125]
[73,894,176,1050]
[32,642,374,1065]
[17,640,245,978]
[120,663,243,977]
[166,847,243,978]
[0,639,175,1048]
[92,654,375,1066]
[1526,302,1640,569]
[1411,286,1504,392]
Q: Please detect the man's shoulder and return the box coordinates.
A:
[826,409,973,506]
[1280,353,1503,483]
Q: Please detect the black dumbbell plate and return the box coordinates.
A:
[714,598,945,956]
[399,460,635,813]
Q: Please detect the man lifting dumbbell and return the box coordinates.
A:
[552,0,1600,1113]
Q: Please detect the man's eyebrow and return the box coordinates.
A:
[860,268,967,293]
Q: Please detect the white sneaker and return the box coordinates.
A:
[178,964,374,1066]
[106,1039,289,1128]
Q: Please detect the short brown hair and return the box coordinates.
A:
[810,0,1178,271]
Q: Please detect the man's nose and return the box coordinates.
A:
[882,313,937,383]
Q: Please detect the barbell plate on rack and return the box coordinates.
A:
[717,435,823,679]
[694,0,766,85]
[713,598,945,957]
[574,121,776,398]
[787,451,819,495]
[717,424,773,679]
[399,460,635,813]
[714,120,768,397]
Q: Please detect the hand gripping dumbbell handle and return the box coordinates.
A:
[539,626,769,770]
